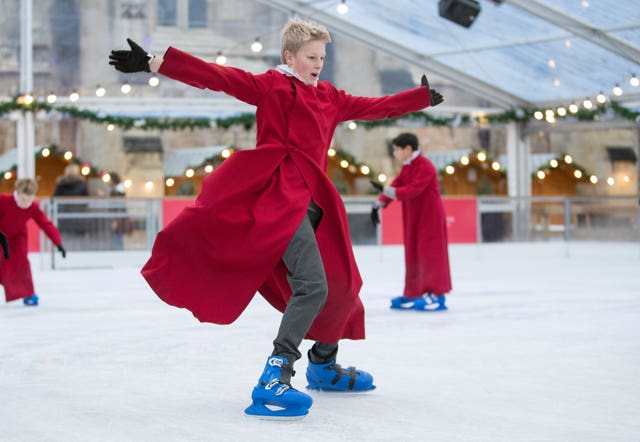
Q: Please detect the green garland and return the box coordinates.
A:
[1,96,639,132]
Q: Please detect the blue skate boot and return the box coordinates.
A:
[390,295,421,310]
[245,355,312,419]
[413,294,447,312]
[306,349,375,392]
[23,294,39,306]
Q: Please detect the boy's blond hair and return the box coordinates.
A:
[280,18,331,63]
[15,178,38,195]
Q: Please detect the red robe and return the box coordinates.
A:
[379,154,452,297]
[141,47,431,342]
[0,194,62,302]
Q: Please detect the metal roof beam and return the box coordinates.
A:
[506,0,640,63]
[256,0,530,109]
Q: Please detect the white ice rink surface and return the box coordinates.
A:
[2,242,639,442]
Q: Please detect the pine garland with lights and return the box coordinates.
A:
[2,96,639,133]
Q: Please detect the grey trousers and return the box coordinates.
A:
[272,201,333,363]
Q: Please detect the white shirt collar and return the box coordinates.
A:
[403,150,422,165]
[276,64,316,87]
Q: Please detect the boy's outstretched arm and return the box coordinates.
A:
[0,230,8,259]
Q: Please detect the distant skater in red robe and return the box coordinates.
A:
[0,178,67,306]
[372,133,452,311]
[109,19,443,418]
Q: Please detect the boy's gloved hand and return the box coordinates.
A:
[57,244,67,259]
[369,179,384,192]
[371,206,380,227]
[421,74,443,106]
[109,38,153,73]
[0,230,9,259]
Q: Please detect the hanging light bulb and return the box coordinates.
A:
[215,51,227,65]
[557,106,567,116]
[69,90,79,102]
[582,98,593,109]
[596,91,606,104]
[568,103,579,113]
[148,76,160,87]
[95,85,106,97]
[120,82,132,94]
[612,84,622,96]
[250,38,262,53]
[46,91,57,104]
[337,0,349,14]
[629,74,639,87]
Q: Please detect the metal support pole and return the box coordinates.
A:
[17,0,35,179]
[506,123,531,240]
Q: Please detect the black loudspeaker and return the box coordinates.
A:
[438,0,481,28]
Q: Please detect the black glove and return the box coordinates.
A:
[57,244,67,259]
[0,230,9,259]
[109,38,152,73]
[369,179,384,193]
[421,74,443,106]
[371,207,380,227]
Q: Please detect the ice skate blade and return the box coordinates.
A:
[390,304,414,310]
[244,402,309,420]
[413,305,448,312]
[306,384,376,393]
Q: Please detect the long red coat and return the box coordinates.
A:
[379,154,452,297]
[141,47,432,342]
[0,194,62,302]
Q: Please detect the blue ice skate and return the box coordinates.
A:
[245,355,312,419]
[306,355,375,392]
[390,295,420,310]
[413,294,447,312]
[23,294,39,306]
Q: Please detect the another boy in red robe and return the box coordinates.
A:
[372,133,452,311]
[109,19,442,418]
[0,178,67,306]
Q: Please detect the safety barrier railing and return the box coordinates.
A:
[36,196,639,269]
